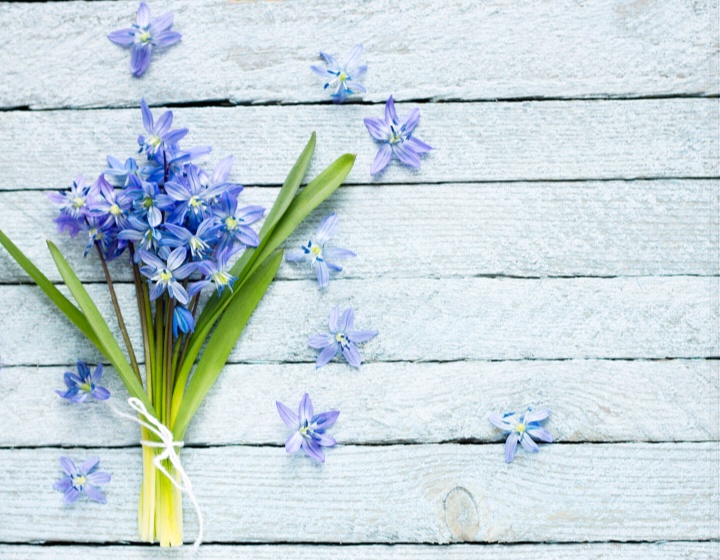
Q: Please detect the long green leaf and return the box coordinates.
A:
[47,241,154,415]
[173,151,354,400]
[171,250,283,439]
[195,132,316,333]
[0,229,101,351]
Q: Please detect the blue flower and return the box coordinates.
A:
[172,305,195,338]
[213,193,264,253]
[91,175,132,228]
[311,44,367,103]
[56,361,110,403]
[308,306,377,368]
[139,247,196,304]
[489,407,554,463]
[189,247,239,296]
[80,215,117,258]
[364,96,433,175]
[118,215,163,259]
[47,174,96,220]
[104,155,140,187]
[136,100,188,157]
[286,214,355,288]
[53,456,111,504]
[163,218,220,260]
[276,393,339,462]
[164,164,231,227]
[107,2,182,77]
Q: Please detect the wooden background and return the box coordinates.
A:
[0,0,718,558]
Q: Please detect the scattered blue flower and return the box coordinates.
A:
[139,247,196,304]
[309,306,377,368]
[107,2,182,77]
[311,44,367,103]
[137,99,188,157]
[53,456,111,504]
[276,393,339,463]
[286,214,355,288]
[489,407,554,463]
[56,361,110,403]
[364,95,432,174]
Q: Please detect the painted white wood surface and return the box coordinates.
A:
[0,542,718,560]
[1,181,718,283]
[0,277,716,367]
[1,0,717,109]
[0,444,717,543]
[1,360,716,447]
[0,99,717,190]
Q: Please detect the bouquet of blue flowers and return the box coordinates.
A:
[0,100,354,546]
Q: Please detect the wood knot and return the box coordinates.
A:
[443,486,479,541]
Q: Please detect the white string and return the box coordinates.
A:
[113,397,204,549]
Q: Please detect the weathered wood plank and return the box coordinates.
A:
[0,0,717,109]
[1,360,716,447]
[2,181,718,283]
[0,100,717,190]
[0,444,716,543]
[1,542,718,560]
[0,277,716,367]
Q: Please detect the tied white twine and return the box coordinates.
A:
[113,397,204,549]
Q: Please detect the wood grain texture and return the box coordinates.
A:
[1,542,718,560]
[0,100,717,190]
[0,444,716,543]
[2,181,718,283]
[0,276,716,367]
[1,360,717,447]
[0,0,717,109]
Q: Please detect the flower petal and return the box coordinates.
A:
[59,456,76,476]
[370,144,392,175]
[285,250,306,263]
[79,457,99,475]
[84,485,107,504]
[107,28,136,47]
[519,433,539,453]
[86,471,111,486]
[338,307,354,331]
[328,306,340,333]
[285,431,303,453]
[393,142,421,168]
[527,426,554,443]
[315,260,330,288]
[276,401,299,428]
[407,136,433,153]
[91,386,111,401]
[524,408,551,423]
[63,487,81,504]
[53,477,73,492]
[342,341,362,368]
[488,413,514,432]
[401,108,421,134]
[342,44,364,68]
[131,44,152,77]
[136,2,151,27]
[315,343,339,368]
[385,95,398,124]
[313,410,340,429]
[299,393,313,424]
[364,117,389,141]
[504,432,520,463]
[301,438,325,462]
[149,12,174,35]
[347,329,377,343]
[308,333,335,349]
[315,214,339,245]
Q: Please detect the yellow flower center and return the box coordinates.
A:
[109,203,121,216]
[73,474,86,488]
[160,270,173,282]
[72,196,84,208]
[225,216,238,230]
[311,245,322,256]
[515,423,526,433]
[189,196,202,208]
[139,31,152,44]
[338,71,348,82]
[147,135,161,147]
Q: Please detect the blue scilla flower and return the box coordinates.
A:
[364,96,433,175]
[119,215,163,260]
[54,456,111,505]
[489,407,554,463]
[286,214,355,288]
[308,306,377,368]
[172,305,195,338]
[189,247,239,296]
[311,44,367,103]
[213,193,264,253]
[56,361,110,403]
[163,218,220,260]
[47,174,96,220]
[92,175,132,228]
[126,175,174,227]
[80,215,117,258]
[277,393,339,463]
[139,247,196,304]
[165,164,232,227]
[142,144,212,185]
[108,2,182,77]
[136,100,188,157]
[104,155,140,188]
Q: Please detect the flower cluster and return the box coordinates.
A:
[48,99,264,339]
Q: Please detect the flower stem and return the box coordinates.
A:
[95,243,142,383]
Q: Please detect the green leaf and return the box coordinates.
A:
[47,241,154,415]
[0,229,102,351]
[196,132,316,333]
[171,250,283,439]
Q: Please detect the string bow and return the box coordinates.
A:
[113,397,204,549]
